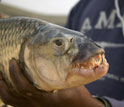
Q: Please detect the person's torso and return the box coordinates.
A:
[66,0,124,100]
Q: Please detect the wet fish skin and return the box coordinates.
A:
[0,17,43,87]
[0,17,105,91]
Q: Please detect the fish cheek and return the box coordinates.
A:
[34,57,60,81]
[23,46,62,91]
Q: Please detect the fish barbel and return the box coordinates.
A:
[0,17,109,91]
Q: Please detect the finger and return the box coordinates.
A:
[0,60,42,107]
[0,79,37,107]
[0,64,4,80]
[0,80,11,100]
[0,76,40,107]
[0,61,26,104]
[0,80,22,106]
[0,73,2,80]
[9,59,43,96]
[9,59,32,93]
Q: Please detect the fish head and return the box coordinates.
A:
[24,22,109,91]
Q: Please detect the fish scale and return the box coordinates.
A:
[0,17,108,93]
[0,17,40,87]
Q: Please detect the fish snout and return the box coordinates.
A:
[73,38,104,62]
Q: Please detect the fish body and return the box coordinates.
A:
[0,17,108,91]
[0,17,39,88]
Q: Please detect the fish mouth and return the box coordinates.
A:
[71,54,106,71]
[66,53,109,85]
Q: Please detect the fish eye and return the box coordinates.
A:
[54,39,63,46]
[50,38,68,56]
[52,38,64,48]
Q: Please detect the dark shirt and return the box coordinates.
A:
[66,0,124,101]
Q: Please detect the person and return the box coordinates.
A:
[66,0,124,106]
[0,0,124,107]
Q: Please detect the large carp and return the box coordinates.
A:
[0,17,108,91]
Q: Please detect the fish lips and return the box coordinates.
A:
[65,38,109,86]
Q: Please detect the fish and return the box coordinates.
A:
[0,17,109,91]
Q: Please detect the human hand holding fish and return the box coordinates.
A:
[0,17,109,107]
[0,59,106,107]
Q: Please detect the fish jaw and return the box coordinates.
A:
[64,36,109,87]
[66,54,109,87]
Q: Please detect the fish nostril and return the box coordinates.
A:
[94,48,105,56]
[69,37,73,43]
[99,48,105,54]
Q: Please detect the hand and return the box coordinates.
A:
[0,59,105,107]
[0,59,52,107]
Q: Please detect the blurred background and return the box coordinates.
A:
[0,0,79,26]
